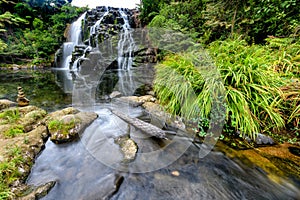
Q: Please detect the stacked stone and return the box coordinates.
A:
[17,86,30,107]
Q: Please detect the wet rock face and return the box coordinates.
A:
[84,6,137,47]
[0,103,49,197]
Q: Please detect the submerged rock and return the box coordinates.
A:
[18,181,56,200]
[83,174,124,200]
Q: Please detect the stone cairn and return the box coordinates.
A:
[17,86,30,107]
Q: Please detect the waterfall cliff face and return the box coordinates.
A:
[54,6,143,97]
[56,6,137,70]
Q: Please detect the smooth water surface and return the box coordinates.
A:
[0,69,72,112]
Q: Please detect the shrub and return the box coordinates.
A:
[154,37,295,138]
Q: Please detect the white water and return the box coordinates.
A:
[115,9,136,95]
[69,12,86,45]
[117,9,135,70]
[59,12,86,69]
[61,43,74,69]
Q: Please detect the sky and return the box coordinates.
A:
[71,0,140,9]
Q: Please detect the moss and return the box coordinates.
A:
[3,125,24,138]
[48,118,80,136]
[0,146,27,199]
[0,109,21,124]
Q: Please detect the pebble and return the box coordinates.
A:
[171,170,180,176]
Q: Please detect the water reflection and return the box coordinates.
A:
[52,68,75,94]
[0,69,71,112]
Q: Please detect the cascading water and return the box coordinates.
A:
[116,8,136,95]
[62,6,140,101]
[117,8,135,70]
[60,12,86,69]
[89,6,109,48]
[61,42,74,69]
[52,12,86,93]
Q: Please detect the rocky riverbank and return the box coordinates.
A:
[1,94,300,199]
[0,99,97,199]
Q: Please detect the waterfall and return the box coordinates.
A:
[56,6,143,98]
[69,13,86,45]
[61,42,74,69]
[115,8,136,95]
[59,12,86,69]
[117,8,135,70]
[89,6,109,47]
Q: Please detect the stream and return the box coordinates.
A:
[1,5,300,199]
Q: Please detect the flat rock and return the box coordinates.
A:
[109,91,122,99]
[0,99,17,110]
[115,136,138,162]
[48,110,98,144]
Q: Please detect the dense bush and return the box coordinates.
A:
[141,0,300,43]
[0,0,87,64]
[154,37,299,138]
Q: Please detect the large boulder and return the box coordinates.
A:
[45,107,98,144]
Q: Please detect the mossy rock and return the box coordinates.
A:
[47,111,98,144]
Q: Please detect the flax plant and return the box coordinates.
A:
[154,38,288,138]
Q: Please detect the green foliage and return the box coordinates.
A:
[200,0,300,43]
[265,37,300,76]
[139,0,169,25]
[209,38,287,136]
[0,146,25,200]
[48,118,79,136]
[143,0,300,44]
[153,37,300,138]
[0,109,20,124]
[145,1,204,39]
[0,1,87,63]
[4,125,24,138]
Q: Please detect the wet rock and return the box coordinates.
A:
[118,96,142,107]
[84,174,124,200]
[48,110,98,144]
[44,107,79,124]
[138,95,156,103]
[0,99,17,110]
[109,91,122,99]
[21,108,47,132]
[255,133,275,145]
[142,102,165,118]
[117,95,156,107]
[0,106,47,134]
[115,135,138,162]
[18,181,56,200]
[0,124,11,135]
